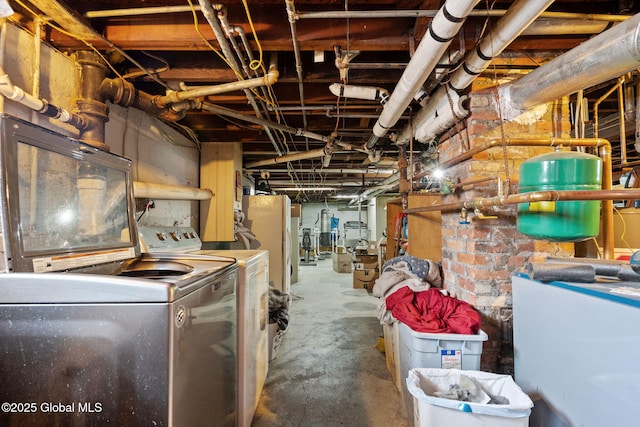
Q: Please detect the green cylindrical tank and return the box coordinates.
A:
[517,150,602,241]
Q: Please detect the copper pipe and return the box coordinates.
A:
[408,137,615,259]
[404,189,640,212]
[451,176,498,190]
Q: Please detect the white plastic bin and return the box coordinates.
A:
[398,321,488,419]
[407,368,533,427]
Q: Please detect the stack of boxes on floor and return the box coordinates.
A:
[352,242,379,290]
[331,248,352,273]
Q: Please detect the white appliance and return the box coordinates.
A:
[513,273,640,427]
[236,195,291,294]
[138,227,269,427]
[199,249,269,427]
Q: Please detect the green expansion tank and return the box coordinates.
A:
[517,150,602,241]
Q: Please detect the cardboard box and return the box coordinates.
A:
[367,241,378,255]
[291,203,301,218]
[332,252,352,273]
[353,268,379,290]
[354,254,378,271]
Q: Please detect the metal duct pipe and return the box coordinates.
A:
[370,0,478,146]
[501,12,640,115]
[133,181,213,200]
[0,66,85,130]
[197,0,283,156]
[285,0,309,142]
[397,0,553,144]
[329,83,389,104]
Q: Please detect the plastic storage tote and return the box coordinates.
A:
[407,368,533,427]
[383,320,402,392]
[398,321,488,418]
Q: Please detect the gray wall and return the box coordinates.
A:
[1,22,201,230]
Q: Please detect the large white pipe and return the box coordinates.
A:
[413,93,468,143]
[502,12,640,116]
[397,0,554,144]
[449,0,554,92]
[371,0,479,139]
[329,83,389,104]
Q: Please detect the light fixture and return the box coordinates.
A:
[432,168,445,179]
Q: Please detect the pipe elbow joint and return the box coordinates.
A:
[367,149,382,164]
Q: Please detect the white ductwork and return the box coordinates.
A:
[501,12,640,117]
[329,83,389,104]
[370,0,479,143]
[397,0,554,144]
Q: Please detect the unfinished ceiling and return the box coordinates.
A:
[12,0,640,202]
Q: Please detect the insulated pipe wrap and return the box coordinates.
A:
[372,0,478,139]
[526,262,596,283]
[504,12,640,112]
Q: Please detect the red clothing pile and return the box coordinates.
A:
[385,287,482,334]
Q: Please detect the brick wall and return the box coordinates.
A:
[439,79,573,373]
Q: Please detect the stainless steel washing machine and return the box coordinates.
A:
[0,115,238,426]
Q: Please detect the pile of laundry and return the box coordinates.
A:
[373,255,481,335]
[268,287,291,331]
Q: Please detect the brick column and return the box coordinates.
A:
[438,79,573,373]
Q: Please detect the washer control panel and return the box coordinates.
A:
[138,226,202,253]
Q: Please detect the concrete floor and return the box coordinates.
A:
[252,256,410,427]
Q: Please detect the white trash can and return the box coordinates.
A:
[406,368,533,427]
